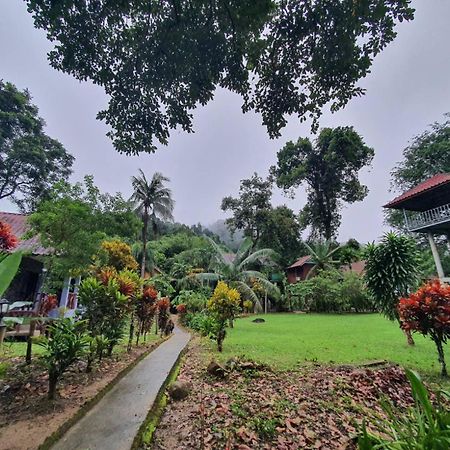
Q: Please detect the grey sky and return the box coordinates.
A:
[1,0,450,244]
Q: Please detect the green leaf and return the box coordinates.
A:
[0,252,22,297]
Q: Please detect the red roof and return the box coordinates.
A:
[287,255,313,269]
[0,212,49,256]
[384,173,450,208]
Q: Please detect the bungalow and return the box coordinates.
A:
[0,211,79,315]
[286,255,366,283]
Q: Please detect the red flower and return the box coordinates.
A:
[0,221,18,251]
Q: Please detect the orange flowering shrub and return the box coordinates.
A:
[399,280,450,376]
[176,304,187,315]
[0,220,18,251]
[143,285,158,301]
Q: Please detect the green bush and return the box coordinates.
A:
[37,318,89,399]
[286,270,371,313]
[358,369,450,449]
[173,290,207,312]
[184,312,220,340]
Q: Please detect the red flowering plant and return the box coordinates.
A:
[157,297,171,335]
[398,280,450,377]
[0,220,18,251]
[133,284,158,346]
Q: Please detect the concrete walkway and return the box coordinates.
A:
[52,325,190,450]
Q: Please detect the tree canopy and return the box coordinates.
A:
[391,114,450,192]
[272,127,374,240]
[27,176,141,283]
[221,173,272,243]
[26,0,414,154]
[0,80,74,211]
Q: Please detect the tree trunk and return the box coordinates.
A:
[26,320,36,364]
[86,354,93,373]
[217,327,226,352]
[140,209,148,278]
[128,315,135,352]
[228,318,234,328]
[48,370,58,400]
[107,341,114,357]
[435,339,448,377]
[404,328,415,346]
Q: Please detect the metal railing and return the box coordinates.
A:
[406,202,450,231]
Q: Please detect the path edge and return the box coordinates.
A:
[132,338,190,449]
[38,335,172,450]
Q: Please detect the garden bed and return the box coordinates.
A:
[0,335,163,450]
[152,337,418,450]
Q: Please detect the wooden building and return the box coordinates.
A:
[383,173,450,281]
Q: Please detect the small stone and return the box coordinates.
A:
[252,318,265,323]
[168,381,191,401]
[207,361,227,378]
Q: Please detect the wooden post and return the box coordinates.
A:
[428,233,445,279]
[26,319,36,364]
[264,290,268,314]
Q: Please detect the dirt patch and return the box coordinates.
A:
[0,340,162,450]
[153,337,416,450]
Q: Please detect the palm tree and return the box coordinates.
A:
[197,238,280,312]
[305,241,341,279]
[130,170,174,277]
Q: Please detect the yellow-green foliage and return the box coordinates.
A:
[98,239,138,271]
[207,281,240,321]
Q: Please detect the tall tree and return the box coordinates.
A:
[221,173,272,244]
[272,127,374,240]
[0,81,74,211]
[387,114,450,229]
[258,205,306,267]
[26,1,413,154]
[130,170,175,277]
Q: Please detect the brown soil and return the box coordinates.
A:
[0,340,162,450]
[153,337,416,450]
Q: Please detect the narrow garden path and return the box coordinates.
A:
[52,325,190,450]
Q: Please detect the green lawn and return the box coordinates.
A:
[217,313,450,378]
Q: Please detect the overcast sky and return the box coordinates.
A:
[1,1,450,243]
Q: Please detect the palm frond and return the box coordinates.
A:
[205,236,232,269]
[234,281,263,312]
[195,272,221,282]
[234,237,253,265]
[238,248,279,270]
[241,270,281,299]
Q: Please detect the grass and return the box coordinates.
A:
[215,313,450,379]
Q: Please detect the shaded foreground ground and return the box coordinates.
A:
[153,337,417,450]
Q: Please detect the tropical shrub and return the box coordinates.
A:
[173,289,207,312]
[78,275,130,355]
[365,232,420,345]
[358,369,450,449]
[184,312,221,340]
[243,300,254,313]
[133,284,158,345]
[207,281,241,351]
[151,274,175,298]
[285,270,371,313]
[37,318,89,399]
[341,272,374,312]
[399,280,450,377]
[157,297,171,335]
[95,239,138,271]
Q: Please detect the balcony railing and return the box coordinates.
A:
[406,203,450,231]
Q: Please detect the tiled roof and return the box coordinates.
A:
[384,173,450,208]
[0,211,49,256]
[287,255,313,269]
